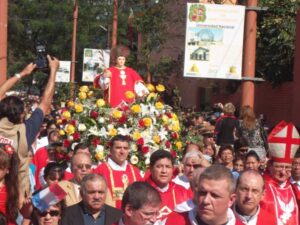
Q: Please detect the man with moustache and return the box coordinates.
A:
[61,174,122,225]
[233,170,276,224]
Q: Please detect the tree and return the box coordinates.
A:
[256,0,299,85]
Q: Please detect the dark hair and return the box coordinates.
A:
[294,149,300,159]
[74,142,89,154]
[0,211,7,225]
[80,174,107,194]
[218,145,234,157]
[121,181,161,211]
[110,135,130,147]
[234,137,249,151]
[0,96,24,124]
[32,201,64,225]
[150,150,174,167]
[245,150,260,162]
[43,162,64,181]
[199,165,235,194]
[0,145,20,221]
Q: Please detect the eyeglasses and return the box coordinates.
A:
[273,165,292,171]
[185,163,202,169]
[38,210,60,217]
[76,164,92,170]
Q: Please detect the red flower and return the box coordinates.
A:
[136,138,144,146]
[70,119,77,126]
[63,139,71,148]
[56,152,65,161]
[165,141,171,148]
[141,146,149,154]
[61,119,67,124]
[92,137,101,146]
[73,132,81,141]
[171,132,179,139]
[138,119,145,128]
[166,112,172,118]
[170,150,177,158]
[164,125,169,131]
[119,114,127,124]
[90,111,99,119]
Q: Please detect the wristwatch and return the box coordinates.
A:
[15,73,21,79]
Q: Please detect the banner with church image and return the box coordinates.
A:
[184,3,245,80]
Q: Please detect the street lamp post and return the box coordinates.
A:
[70,0,78,99]
[0,0,8,85]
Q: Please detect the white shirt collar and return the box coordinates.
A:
[107,157,128,171]
[233,204,260,225]
[157,183,169,193]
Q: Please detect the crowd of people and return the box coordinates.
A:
[0,53,299,225]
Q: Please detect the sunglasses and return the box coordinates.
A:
[38,210,60,217]
[76,164,92,170]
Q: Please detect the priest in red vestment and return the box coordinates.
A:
[233,170,277,224]
[93,135,142,209]
[260,121,300,225]
[145,150,189,221]
[94,47,148,108]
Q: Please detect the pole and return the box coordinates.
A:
[70,0,78,99]
[111,0,118,49]
[0,0,8,85]
[241,0,258,108]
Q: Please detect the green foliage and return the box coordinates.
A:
[256,0,299,85]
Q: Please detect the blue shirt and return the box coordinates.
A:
[82,205,106,225]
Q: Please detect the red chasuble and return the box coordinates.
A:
[260,173,299,225]
[145,176,190,220]
[93,162,142,209]
[106,67,143,108]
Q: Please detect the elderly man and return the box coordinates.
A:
[165,165,237,225]
[234,170,276,224]
[93,135,142,208]
[61,174,122,225]
[260,121,300,225]
[145,150,189,220]
[116,182,161,225]
[59,152,93,206]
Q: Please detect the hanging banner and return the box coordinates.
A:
[82,49,110,82]
[56,61,71,83]
[184,3,245,80]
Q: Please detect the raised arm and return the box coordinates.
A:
[0,62,36,100]
[38,55,60,115]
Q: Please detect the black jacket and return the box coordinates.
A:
[61,201,123,225]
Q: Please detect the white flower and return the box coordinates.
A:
[95,145,104,152]
[99,127,108,138]
[98,117,105,123]
[78,123,87,132]
[71,142,79,150]
[158,127,168,140]
[88,126,99,136]
[130,143,138,152]
[145,157,150,165]
[117,125,132,136]
[68,135,74,141]
[130,155,139,165]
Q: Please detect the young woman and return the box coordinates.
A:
[0,144,19,225]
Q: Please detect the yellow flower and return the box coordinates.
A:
[95,151,105,161]
[176,141,183,150]
[108,128,117,136]
[96,99,106,107]
[155,102,164,109]
[146,83,155,92]
[78,91,87,100]
[162,115,169,124]
[131,104,141,113]
[67,101,75,107]
[62,111,71,119]
[171,113,178,121]
[79,85,89,93]
[87,91,94,97]
[153,135,161,144]
[57,119,62,125]
[125,91,135,99]
[143,118,152,127]
[74,103,83,113]
[132,131,141,140]
[171,121,180,132]
[58,130,65,136]
[147,92,158,102]
[65,124,75,135]
[156,84,165,92]
[112,110,122,119]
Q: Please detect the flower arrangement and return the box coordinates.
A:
[57,84,184,171]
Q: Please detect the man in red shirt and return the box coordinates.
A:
[93,135,142,209]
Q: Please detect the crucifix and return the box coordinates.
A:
[120,70,127,85]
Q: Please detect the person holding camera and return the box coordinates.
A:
[0,55,59,206]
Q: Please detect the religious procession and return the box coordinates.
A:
[0,0,300,225]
